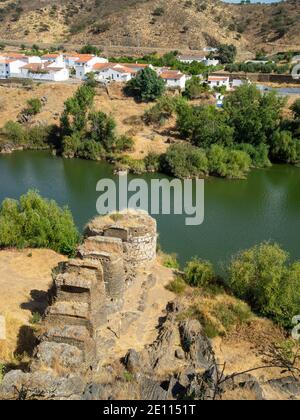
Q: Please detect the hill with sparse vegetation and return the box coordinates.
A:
[0,0,299,55]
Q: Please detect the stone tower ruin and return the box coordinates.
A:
[11,211,158,379]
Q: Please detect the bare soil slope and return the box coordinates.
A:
[0,0,299,54]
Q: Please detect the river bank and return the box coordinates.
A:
[1,150,300,270]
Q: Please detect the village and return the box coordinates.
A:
[0,47,243,94]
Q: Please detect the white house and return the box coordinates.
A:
[70,54,108,79]
[0,57,26,79]
[207,76,230,91]
[92,63,137,82]
[178,55,206,64]
[203,58,220,67]
[203,47,218,53]
[41,54,65,67]
[159,70,186,90]
[17,62,69,82]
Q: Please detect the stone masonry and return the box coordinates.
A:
[0,211,158,393]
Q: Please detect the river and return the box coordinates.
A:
[0,150,300,270]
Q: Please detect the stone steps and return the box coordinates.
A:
[44,325,92,351]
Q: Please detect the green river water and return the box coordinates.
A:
[0,150,300,270]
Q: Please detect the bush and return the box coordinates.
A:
[213,301,252,331]
[27,125,52,148]
[162,253,180,269]
[207,145,252,179]
[228,242,300,328]
[114,135,134,153]
[29,312,42,325]
[1,121,28,145]
[184,76,209,100]
[270,130,300,164]
[237,143,271,169]
[77,140,105,161]
[162,143,209,178]
[25,98,42,115]
[184,258,215,288]
[291,99,300,119]
[117,156,146,174]
[0,190,80,256]
[144,152,161,172]
[166,277,186,295]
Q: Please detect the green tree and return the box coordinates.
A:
[224,84,284,146]
[184,76,208,100]
[217,44,237,64]
[125,67,165,102]
[60,84,95,136]
[228,242,300,328]
[89,111,117,151]
[291,99,300,119]
[177,104,234,148]
[0,191,79,256]
[270,130,300,164]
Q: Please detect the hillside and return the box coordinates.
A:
[0,0,299,55]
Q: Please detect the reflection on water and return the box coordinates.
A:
[1,151,300,271]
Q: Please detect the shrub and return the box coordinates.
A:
[27,125,52,148]
[144,95,182,126]
[25,98,42,115]
[228,242,300,328]
[0,190,80,256]
[162,143,209,178]
[162,253,180,269]
[166,277,186,295]
[184,258,215,288]
[144,152,161,173]
[207,145,252,179]
[270,130,300,164]
[114,135,134,153]
[0,364,5,384]
[29,312,42,325]
[117,156,146,175]
[291,99,300,119]
[77,140,105,161]
[1,121,28,145]
[213,302,252,331]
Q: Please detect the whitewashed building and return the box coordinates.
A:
[203,58,220,67]
[178,55,206,64]
[41,54,65,67]
[92,63,135,82]
[0,57,26,79]
[17,62,69,82]
[159,70,186,90]
[207,76,230,91]
[70,55,108,79]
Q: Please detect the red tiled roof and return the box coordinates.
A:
[92,63,137,74]
[160,71,183,80]
[42,54,60,59]
[208,76,229,81]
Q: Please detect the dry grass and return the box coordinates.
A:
[0,248,66,365]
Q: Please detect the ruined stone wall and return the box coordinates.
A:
[85,211,157,274]
[0,212,158,397]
